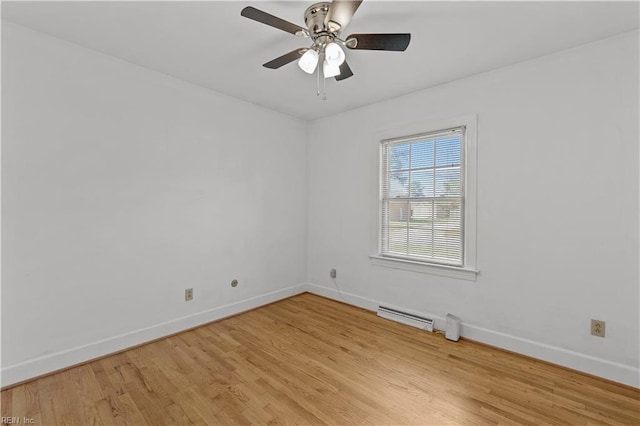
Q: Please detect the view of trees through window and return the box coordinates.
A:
[382,130,464,265]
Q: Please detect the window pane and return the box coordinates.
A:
[434,198,461,222]
[388,200,409,255]
[389,171,409,198]
[388,200,410,222]
[410,140,434,168]
[389,144,410,170]
[436,136,461,167]
[409,200,434,223]
[435,167,461,197]
[408,200,433,258]
[433,199,462,263]
[410,169,434,198]
[408,228,433,257]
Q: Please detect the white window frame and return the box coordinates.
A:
[370,115,478,281]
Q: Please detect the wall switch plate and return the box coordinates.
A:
[591,319,605,337]
[185,288,193,301]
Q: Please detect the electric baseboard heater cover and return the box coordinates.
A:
[377,306,434,332]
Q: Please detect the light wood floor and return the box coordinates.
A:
[2,293,639,425]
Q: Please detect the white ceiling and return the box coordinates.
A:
[2,1,638,121]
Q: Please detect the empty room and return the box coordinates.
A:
[1,0,639,424]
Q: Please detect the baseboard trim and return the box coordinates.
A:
[4,282,637,389]
[305,282,640,388]
[1,283,307,388]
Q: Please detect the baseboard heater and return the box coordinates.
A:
[377,306,434,332]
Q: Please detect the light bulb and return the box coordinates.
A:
[324,42,345,66]
[298,49,319,74]
[323,60,341,78]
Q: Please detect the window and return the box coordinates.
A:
[370,115,477,280]
[380,126,466,267]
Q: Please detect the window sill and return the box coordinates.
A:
[369,255,478,281]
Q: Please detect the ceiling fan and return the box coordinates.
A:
[240,0,411,83]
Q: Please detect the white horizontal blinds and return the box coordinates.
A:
[381,127,465,266]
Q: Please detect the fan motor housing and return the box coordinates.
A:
[304,2,333,36]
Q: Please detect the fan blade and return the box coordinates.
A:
[345,33,411,51]
[263,49,307,69]
[325,0,363,32]
[241,6,307,36]
[335,61,354,81]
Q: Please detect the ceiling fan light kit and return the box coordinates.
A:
[241,0,411,97]
[323,60,341,78]
[325,42,346,66]
[299,49,319,74]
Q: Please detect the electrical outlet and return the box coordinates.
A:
[185,288,193,301]
[231,279,238,288]
[330,268,337,279]
[591,319,605,337]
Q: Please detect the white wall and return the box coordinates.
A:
[306,31,639,387]
[1,22,308,385]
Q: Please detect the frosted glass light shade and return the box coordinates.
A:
[324,42,345,66]
[323,60,341,78]
[298,49,319,74]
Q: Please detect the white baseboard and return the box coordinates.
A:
[4,282,638,389]
[1,283,307,388]
[305,282,640,388]
[461,324,640,388]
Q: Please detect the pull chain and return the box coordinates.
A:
[322,65,327,101]
[318,52,326,101]
[316,58,321,97]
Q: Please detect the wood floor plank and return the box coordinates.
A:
[2,293,638,425]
